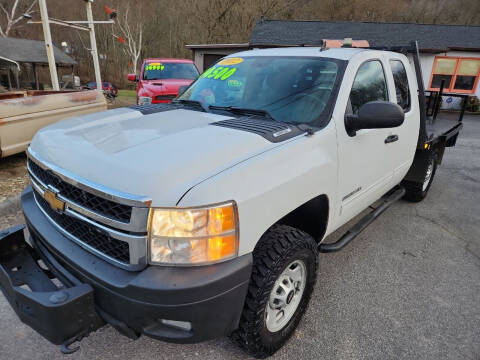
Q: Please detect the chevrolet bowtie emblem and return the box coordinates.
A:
[44,190,65,212]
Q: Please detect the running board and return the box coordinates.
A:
[319,186,406,253]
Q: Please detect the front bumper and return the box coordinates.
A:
[0,225,104,346]
[0,188,252,346]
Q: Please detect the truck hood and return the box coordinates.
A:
[30,107,277,206]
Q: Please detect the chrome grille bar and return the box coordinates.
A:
[27,148,151,233]
[27,147,151,271]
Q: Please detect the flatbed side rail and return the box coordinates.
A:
[426,89,468,124]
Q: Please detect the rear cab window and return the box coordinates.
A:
[390,60,411,112]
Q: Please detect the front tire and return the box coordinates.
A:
[231,225,318,358]
[403,154,437,202]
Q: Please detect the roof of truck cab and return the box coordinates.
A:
[144,58,194,63]
[228,47,366,60]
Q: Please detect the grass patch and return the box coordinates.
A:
[118,89,137,98]
[109,89,137,108]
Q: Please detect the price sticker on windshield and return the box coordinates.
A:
[218,57,243,66]
[227,79,243,87]
[200,66,237,80]
[145,62,165,71]
[200,57,243,81]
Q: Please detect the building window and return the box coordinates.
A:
[429,56,480,94]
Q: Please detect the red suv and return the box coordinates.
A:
[128,58,199,105]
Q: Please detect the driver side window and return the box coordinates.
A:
[349,60,388,114]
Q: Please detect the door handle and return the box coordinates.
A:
[385,135,399,144]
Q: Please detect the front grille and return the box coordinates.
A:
[34,190,130,263]
[155,94,176,101]
[28,159,132,223]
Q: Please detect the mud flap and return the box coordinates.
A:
[0,225,105,351]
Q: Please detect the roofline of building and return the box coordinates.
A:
[20,61,76,67]
[186,42,480,54]
[0,37,77,65]
[185,43,250,49]
[254,19,480,28]
[447,46,480,52]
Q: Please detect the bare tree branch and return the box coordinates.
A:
[0,0,37,37]
[10,0,19,20]
[113,3,144,74]
[0,3,10,18]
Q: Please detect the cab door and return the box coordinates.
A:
[333,57,397,226]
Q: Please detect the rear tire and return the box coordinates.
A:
[231,224,318,358]
[403,154,437,202]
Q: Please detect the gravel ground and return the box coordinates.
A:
[0,115,479,360]
[0,153,28,204]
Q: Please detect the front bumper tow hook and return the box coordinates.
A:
[60,330,89,355]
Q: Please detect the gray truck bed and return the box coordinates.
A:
[425,113,461,139]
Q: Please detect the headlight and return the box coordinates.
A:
[138,96,152,105]
[148,201,238,265]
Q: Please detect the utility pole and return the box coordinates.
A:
[38,0,59,90]
[29,0,114,93]
[85,0,102,91]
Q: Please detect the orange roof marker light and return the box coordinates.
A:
[322,39,370,49]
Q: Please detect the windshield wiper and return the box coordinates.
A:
[172,99,209,113]
[208,105,275,121]
[296,123,316,135]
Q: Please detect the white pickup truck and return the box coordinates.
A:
[0,42,464,358]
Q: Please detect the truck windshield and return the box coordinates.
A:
[143,62,199,80]
[177,56,342,124]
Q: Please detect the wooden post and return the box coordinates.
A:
[33,63,39,90]
[7,68,12,89]
[14,67,20,89]
[38,0,60,90]
[86,0,102,91]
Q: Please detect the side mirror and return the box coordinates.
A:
[177,85,189,97]
[345,101,404,136]
[127,73,138,82]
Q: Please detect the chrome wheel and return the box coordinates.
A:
[423,159,434,192]
[265,260,307,333]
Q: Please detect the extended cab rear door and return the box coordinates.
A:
[332,52,403,227]
[384,55,420,183]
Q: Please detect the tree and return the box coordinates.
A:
[114,4,143,74]
[3,0,479,86]
[0,0,37,37]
